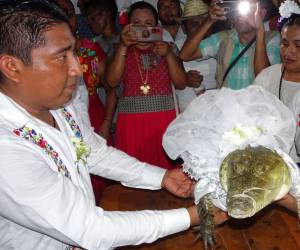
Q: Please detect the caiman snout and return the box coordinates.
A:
[227,195,256,218]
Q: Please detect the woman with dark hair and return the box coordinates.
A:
[253,1,300,163]
[253,0,300,214]
[106,1,187,170]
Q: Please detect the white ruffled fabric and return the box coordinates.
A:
[163,86,300,210]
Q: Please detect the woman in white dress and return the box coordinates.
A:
[253,0,300,215]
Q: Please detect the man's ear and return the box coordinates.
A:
[0,55,24,83]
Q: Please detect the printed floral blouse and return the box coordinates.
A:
[77,38,106,96]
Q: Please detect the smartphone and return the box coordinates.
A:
[131,25,162,42]
[218,0,236,15]
[218,0,251,16]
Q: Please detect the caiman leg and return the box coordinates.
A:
[196,193,215,250]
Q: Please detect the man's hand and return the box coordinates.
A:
[208,1,227,23]
[276,193,297,213]
[187,70,203,88]
[161,168,195,198]
[153,41,171,57]
[247,2,265,32]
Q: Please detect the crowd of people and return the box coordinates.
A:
[0,0,300,249]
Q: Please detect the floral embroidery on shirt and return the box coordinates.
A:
[13,108,90,178]
[61,108,90,168]
[13,126,72,179]
[61,108,82,138]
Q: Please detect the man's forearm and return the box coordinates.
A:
[179,19,214,61]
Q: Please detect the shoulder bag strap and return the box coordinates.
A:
[221,37,256,87]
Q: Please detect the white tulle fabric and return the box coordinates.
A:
[163,86,300,210]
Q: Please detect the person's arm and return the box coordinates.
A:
[179,3,226,61]
[99,85,117,139]
[276,193,298,213]
[97,58,117,139]
[253,4,270,76]
[0,139,229,249]
[0,140,193,249]
[153,41,187,89]
[105,25,137,87]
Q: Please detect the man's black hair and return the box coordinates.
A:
[84,0,118,23]
[0,0,69,66]
[157,0,181,10]
[128,1,159,25]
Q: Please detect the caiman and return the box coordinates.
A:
[197,146,294,250]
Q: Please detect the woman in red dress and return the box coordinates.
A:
[106,2,187,169]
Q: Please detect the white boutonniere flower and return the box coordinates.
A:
[279,0,300,18]
[71,136,90,165]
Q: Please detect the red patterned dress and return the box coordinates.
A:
[115,46,176,169]
[77,38,112,203]
[77,38,106,133]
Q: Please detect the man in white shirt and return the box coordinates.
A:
[0,1,228,249]
[174,0,217,112]
[157,0,187,49]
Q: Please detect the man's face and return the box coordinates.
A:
[87,8,108,35]
[231,0,258,35]
[17,23,82,110]
[157,0,181,25]
[183,16,207,37]
[280,25,300,74]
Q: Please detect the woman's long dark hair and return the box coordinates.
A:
[279,13,300,31]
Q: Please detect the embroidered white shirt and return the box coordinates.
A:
[0,92,190,250]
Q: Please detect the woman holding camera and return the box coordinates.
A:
[106,1,187,169]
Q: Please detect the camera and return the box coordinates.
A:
[131,26,163,42]
[218,0,251,16]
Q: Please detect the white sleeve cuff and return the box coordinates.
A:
[137,163,167,190]
[161,208,191,237]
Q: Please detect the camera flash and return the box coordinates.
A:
[238,1,250,15]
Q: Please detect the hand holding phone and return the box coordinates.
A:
[121,24,138,47]
[153,41,170,57]
[208,0,227,22]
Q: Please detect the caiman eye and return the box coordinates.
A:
[231,161,245,174]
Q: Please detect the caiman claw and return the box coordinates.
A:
[195,193,215,250]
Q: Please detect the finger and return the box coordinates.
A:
[122,24,131,33]
[189,72,201,79]
[188,70,200,74]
